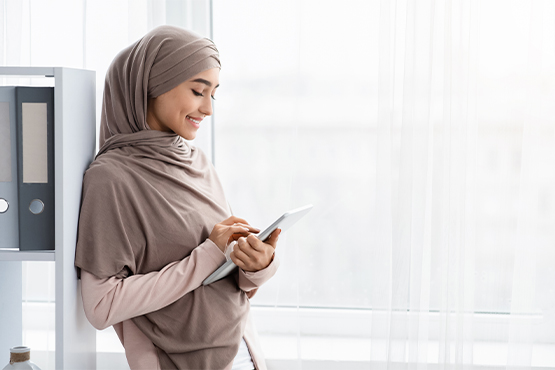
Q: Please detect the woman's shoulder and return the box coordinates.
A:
[83,152,133,188]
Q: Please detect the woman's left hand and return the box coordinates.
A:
[230,229,281,272]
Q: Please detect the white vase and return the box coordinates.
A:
[2,347,41,370]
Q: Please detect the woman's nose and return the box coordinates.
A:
[199,96,213,117]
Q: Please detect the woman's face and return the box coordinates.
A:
[146,67,219,140]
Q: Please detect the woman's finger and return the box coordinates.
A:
[224,226,251,245]
[233,223,261,233]
[246,234,263,252]
[236,237,255,259]
[230,251,247,270]
[264,229,281,249]
[228,225,251,235]
[221,216,249,226]
[233,246,252,263]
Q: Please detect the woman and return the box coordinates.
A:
[74,25,280,370]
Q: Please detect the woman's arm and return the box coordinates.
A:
[81,239,226,330]
[237,254,280,299]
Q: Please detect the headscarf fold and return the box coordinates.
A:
[75,25,249,369]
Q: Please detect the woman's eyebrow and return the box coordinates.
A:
[192,78,220,88]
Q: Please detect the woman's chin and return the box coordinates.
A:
[179,131,197,141]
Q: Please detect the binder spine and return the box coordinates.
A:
[16,86,55,251]
[0,87,19,249]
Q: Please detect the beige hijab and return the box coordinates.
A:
[75,25,249,369]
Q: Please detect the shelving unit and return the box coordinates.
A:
[0,67,96,369]
[0,249,55,261]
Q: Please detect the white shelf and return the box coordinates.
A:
[0,66,55,77]
[0,249,55,261]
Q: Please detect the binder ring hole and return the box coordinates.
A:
[0,198,8,213]
[29,199,44,215]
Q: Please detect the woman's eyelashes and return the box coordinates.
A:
[192,90,216,100]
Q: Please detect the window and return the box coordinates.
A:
[213,0,555,366]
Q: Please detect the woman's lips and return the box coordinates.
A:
[186,115,202,128]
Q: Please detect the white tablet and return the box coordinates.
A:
[202,204,313,286]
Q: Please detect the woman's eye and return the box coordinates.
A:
[192,90,215,100]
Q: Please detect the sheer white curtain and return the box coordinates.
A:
[213,0,555,368]
[2,0,555,369]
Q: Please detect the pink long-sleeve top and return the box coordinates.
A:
[80,239,279,370]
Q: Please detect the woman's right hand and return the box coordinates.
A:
[209,216,260,253]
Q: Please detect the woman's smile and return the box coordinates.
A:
[186,115,202,128]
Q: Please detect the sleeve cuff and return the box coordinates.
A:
[238,253,280,292]
[201,238,227,267]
